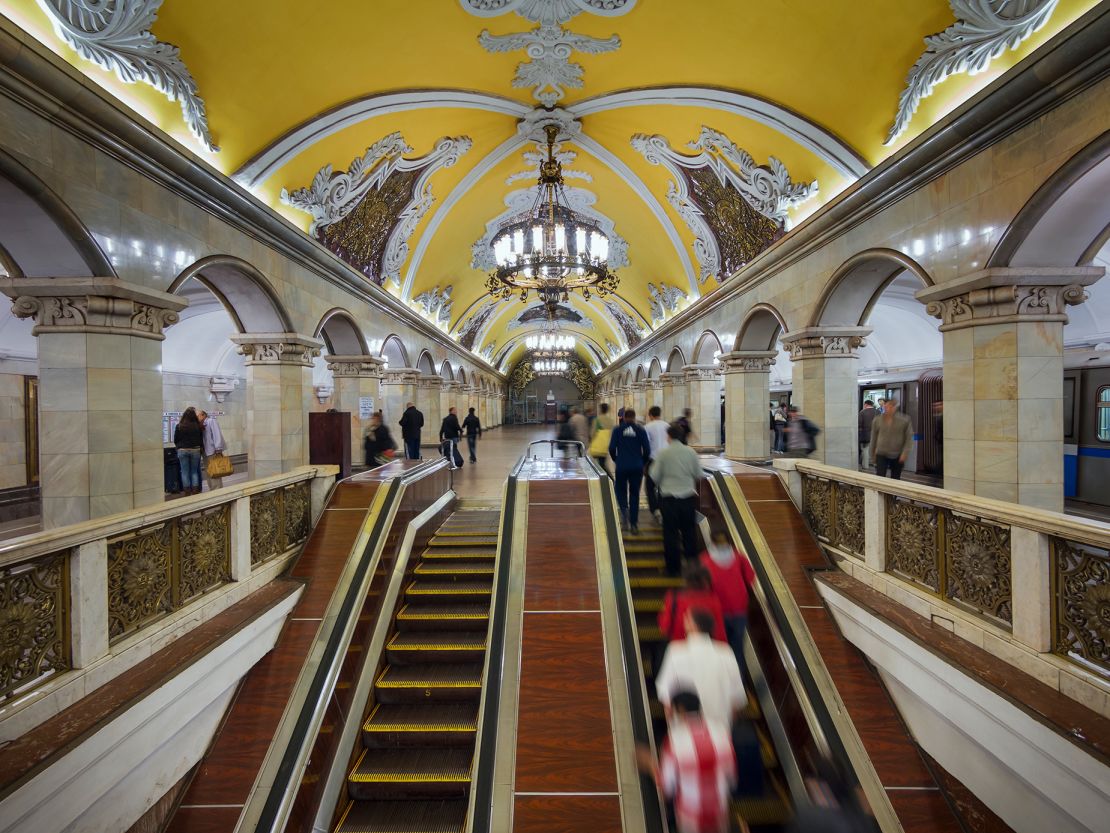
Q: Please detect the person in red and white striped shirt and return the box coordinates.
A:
[654,690,737,833]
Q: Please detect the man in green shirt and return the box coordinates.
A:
[649,424,703,575]
[870,398,914,479]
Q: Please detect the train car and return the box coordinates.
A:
[1065,360,1110,507]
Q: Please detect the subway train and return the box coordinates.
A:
[767,358,1110,507]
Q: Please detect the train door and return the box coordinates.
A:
[918,372,943,476]
[1076,367,1110,506]
[1063,369,1080,498]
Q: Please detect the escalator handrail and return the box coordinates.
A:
[705,469,890,832]
[584,454,668,833]
[246,457,451,833]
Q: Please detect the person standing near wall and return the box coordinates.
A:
[198,409,227,491]
[870,398,913,479]
[462,406,482,463]
[174,407,204,496]
[399,401,424,460]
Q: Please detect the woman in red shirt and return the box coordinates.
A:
[658,564,726,642]
[699,531,756,667]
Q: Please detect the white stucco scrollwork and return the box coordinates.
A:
[460,0,637,25]
[36,0,218,151]
[413,285,455,329]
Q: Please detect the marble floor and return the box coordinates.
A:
[436,424,568,502]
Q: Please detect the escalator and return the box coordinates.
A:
[334,509,500,833]
[624,526,793,832]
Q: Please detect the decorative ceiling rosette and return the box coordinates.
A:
[36,0,217,151]
[632,127,818,284]
[281,133,471,288]
[885,0,1058,145]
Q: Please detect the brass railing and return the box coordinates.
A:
[0,466,335,703]
[791,462,1109,676]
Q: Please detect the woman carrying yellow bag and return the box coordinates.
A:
[589,402,615,476]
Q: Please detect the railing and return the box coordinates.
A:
[0,465,336,706]
[526,438,585,458]
[785,459,1110,677]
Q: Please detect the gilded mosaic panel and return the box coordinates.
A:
[0,552,69,701]
[1053,538,1110,674]
[886,496,940,591]
[944,512,1012,626]
[108,525,173,641]
[179,505,231,604]
[684,167,783,277]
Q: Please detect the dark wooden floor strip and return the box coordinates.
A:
[513,795,623,833]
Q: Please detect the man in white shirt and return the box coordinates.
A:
[655,608,746,731]
[643,405,670,525]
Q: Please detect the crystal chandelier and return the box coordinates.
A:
[534,359,569,374]
[525,333,575,353]
[486,125,619,316]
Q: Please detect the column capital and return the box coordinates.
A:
[915,266,1103,331]
[230,332,323,366]
[659,371,685,384]
[1,276,187,340]
[325,354,386,377]
[417,373,444,389]
[382,367,420,384]
[643,378,662,390]
[683,363,721,381]
[441,379,461,391]
[780,326,870,360]
[719,350,777,373]
[628,381,646,391]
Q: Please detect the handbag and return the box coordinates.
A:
[206,451,233,478]
[588,418,612,456]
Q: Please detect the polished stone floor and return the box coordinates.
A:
[436,424,568,502]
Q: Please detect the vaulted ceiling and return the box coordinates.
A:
[6,0,1097,371]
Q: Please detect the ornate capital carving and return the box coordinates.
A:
[325,355,386,377]
[719,350,778,373]
[781,327,871,360]
[418,373,445,389]
[658,372,686,385]
[382,367,421,385]
[915,268,1103,332]
[1,277,186,340]
[683,363,722,381]
[230,333,323,367]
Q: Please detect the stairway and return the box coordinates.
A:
[622,524,792,831]
[335,510,499,833]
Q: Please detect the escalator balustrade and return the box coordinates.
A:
[335,510,500,833]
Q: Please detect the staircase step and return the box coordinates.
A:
[374,663,482,703]
[406,580,492,602]
[396,603,489,631]
[363,703,477,747]
[414,562,495,577]
[630,575,685,590]
[336,799,468,833]
[348,747,472,800]
[386,631,486,663]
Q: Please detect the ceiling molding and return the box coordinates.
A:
[567,86,870,179]
[233,90,531,189]
[572,133,699,296]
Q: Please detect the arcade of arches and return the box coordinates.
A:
[0,2,1107,528]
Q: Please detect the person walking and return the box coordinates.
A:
[785,405,820,457]
[609,408,651,533]
[399,402,424,460]
[656,607,747,731]
[363,412,396,466]
[870,397,913,479]
[700,530,756,668]
[173,407,204,496]
[658,564,726,641]
[643,406,670,525]
[858,399,877,470]
[772,402,788,452]
[440,406,464,467]
[650,424,702,575]
[569,406,589,450]
[674,408,695,445]
[462,406,482,463]
[198,409,227,491]
[589,403,615,476]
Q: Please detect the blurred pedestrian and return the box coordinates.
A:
[610,408,651,532]
[399,402,424,460]
[363,411,396,466]
[659,564,726,642]
[700,530,756,667]
[650,423,701,574]
[857,399,877,469]
[870,398,913,479]
[644,406,670,524]
[589,402,615,476]
[675,408,694,445]
[656,607,747,731]
[785,405,820,457]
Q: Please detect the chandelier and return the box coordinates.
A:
[526,333,575,355]
[486,124,619,315]
[534,359,568,374]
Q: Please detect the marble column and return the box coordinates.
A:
[417,374,444,449]
[231,333,323,479]
[1,277,186,528]
[326,355,385,468]
[683,364,723,450]
[630,381,647,419]
[643,380,663,417]
[381,368,420,435]
[721,350,777,460]
[440,380,460,423]
[477,391,488,430]
[917,267,1102,511]
[780,327,871,470]
[660,372,686,421]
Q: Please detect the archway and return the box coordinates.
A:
[692,330,723,365]
[811,248,933,328]
[648,357,662,379]
[315,308,369,356]
[439,359,454,379]
[665,346,686,373]
[380,334,411,369]
[416,350,436,375]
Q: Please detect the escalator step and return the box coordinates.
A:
[363,703,477,746]
[396,604,489,630]
[633,597,664,613]
[336,799,467,833]
[623,532,663,543]
[348,748,472,799]
[637,624,664,642]
[630,575,685,589]
[414,562,495,577]
[626,557,666,570]
[406,580,492,601]
[422,547,496,559]
[386,631,486,662]
[429,536,498,547]
[375,663,482,703]
[623,542,665,553]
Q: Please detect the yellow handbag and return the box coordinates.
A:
[588,419,612,456]
[206,452,234,478]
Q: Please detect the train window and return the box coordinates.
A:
[1098,387,1110,443]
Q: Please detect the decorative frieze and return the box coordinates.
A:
[325,355,386,378]
[382,367,421,385]
[230,333,323,367]
[916,268,1102,332]
[781,327,870,360]
[682,363,721,381]
[0,277,186,340]
[719,350,777,373]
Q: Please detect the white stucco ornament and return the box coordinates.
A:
[885,0,1058,145]
[36,0,218,151]
[461,0,638,25]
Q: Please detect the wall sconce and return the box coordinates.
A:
[209,375,239,403]
[314,384,334,404]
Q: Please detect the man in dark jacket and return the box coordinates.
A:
[440,406,464,467]
[399,402,424,460]
[609,409,651,533]
[462,406,482,463]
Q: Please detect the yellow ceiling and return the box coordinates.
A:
[4,0,1099,366]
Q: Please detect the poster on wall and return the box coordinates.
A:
[358,397,375,419]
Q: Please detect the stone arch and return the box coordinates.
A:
[735,303,788,351]
[810,248,933,327]
[456,366,467,386]
[315,308,369,355]
[633,365,646,383]
[989,133,1110,268]
[379,334,410,368]
[665,346,686,372]
[439,359,454,379]
[0,147,113,278]
[170,255,294,333]
[648,357,663,379]
[692,330,723,365]
[416,349,436,375]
